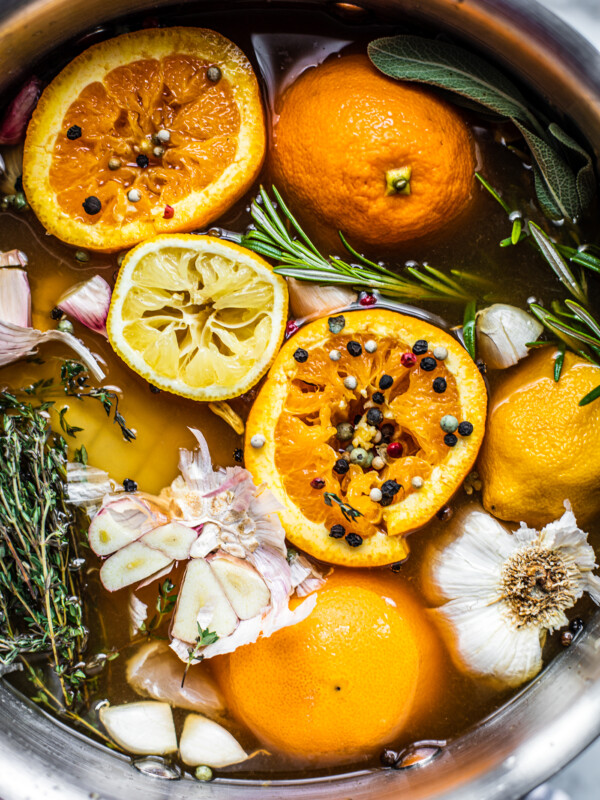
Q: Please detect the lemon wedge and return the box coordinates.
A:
[107,235,288,401]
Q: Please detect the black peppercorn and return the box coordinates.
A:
[347,341,362,357]
[123,478,137,492]
[149,384,161,393]
[380,423,394,439]
[366,407,384,426]
[390,562,403,573]
[345,532,363,547]
[372,391,384,404]
[420,356,437,371]
[380,495,393,507]
[333,459,350,475]
[136,154,149,168]
[233,448,243,463]
[329,524,346,539]
[458,421,473,437]
[433,377,447,393]
[14,175,23,193]
[570,618,584,634]
[82,196,101,215]
[412,339,428,355]
[381,479,401,497]
[379,374,393,390]
[67,125,82,140]
[50,307,62,320]
[293,348,309,363]
[444,433,458,447]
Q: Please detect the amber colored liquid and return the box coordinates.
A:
[3,1,600,781]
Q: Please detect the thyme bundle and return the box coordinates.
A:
[0,391,87,707]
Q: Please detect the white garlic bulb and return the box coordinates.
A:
[476,303,543,369]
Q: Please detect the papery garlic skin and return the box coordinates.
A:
[288,277,357,320]
[0,267,30,326]
[425,504,600,688]
[476,303,543,369]
[58,275,112,337]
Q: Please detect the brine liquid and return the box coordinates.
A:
[2,1,599,782]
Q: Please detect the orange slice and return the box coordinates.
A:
[23,27,265,251]
[245,309,487,566]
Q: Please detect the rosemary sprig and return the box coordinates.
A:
[0,392,87,708]
[241,187,474,303]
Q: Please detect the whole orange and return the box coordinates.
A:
[272,54,476,248]
[216,570,441,763]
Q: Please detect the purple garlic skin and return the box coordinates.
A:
[0,77,42,145]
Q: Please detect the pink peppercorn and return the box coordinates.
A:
[400,352,417,368]
[387,442,403,458]
[359,293,377,307]
[163,204,174,219]
[285,320,299,338]
[310,477,325,489]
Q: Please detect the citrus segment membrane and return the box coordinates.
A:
[245,310,487,566]
[23,28,266,250]
[107,235,288,401]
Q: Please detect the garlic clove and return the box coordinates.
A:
[287,277,357,320]
[179,714,249,767]
[88,496,156,556]
[0,77,42,145]
[57,275,112,337]
[171,558,238,643]
[0,267,30,326]
[210,554,271,620]
[99,701,178,755]
[100,541,172,592]
[141,522,198,561]
[476,303,543,369]
[126,640,226,716]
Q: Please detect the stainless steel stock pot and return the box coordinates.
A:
[0,1,599,798]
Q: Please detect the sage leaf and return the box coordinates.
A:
[367,35,539,128]
[368,35,595,222]
[515,121,581,221]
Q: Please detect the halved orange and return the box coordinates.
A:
[245,310,487,566]
[23,27,265,251]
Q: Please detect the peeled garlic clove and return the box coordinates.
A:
[179,714,248,767]
[57,275,112,337]
[287,277,356,319]
[475,304,543,370]
[171,558,238,643]
[141,522,198,561]
[210,554,271,620]
[100,541,172,592]
[99,701,177,755]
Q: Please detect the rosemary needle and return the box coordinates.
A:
[242,186,474,303]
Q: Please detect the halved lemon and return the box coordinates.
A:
[245,310,487,566]
[107,235,288,401]
[23,27,265,251]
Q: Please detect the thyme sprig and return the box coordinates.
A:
[139,579,177,635]
[323,492,363,523]
[241,186,474,303]
[0,392,87,708]
[181,624,219,687]
[60,361,136,442]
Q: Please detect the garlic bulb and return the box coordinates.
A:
[476,303,543,369]
[425,503,600,688]
[287,277,357,320]
[58,275,112,337]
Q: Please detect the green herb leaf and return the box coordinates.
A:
[367,35,595,222]
[528,223,588,305]
[367,35,538,127]
[554,341,565,382]
[462,300,477,359]
[323,492,363,523]
[579,384,600,406]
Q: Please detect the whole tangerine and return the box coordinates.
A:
[272,54,476,248]
[215,570,442,763]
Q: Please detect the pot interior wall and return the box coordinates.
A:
[0,2,599,799]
